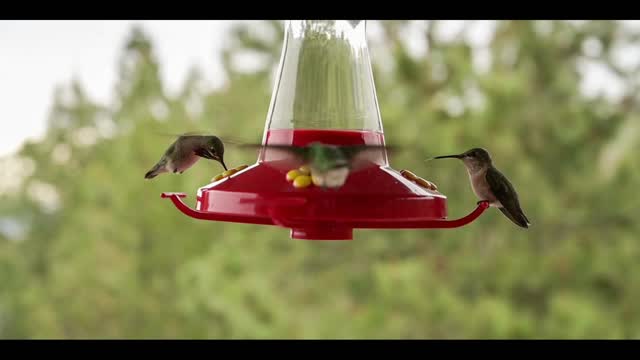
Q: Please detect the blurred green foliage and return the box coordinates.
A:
[1,20,640,339]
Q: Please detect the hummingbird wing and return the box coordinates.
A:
[485,167,531,228]
[163,141,178,156]
[231,143,310,161]
[152,131,212,141]
[340,144,387,159]
[340,144,402,157]
[153,132,248,146]
[216,136,257,146]
[153,131,203,137]
[338,144,395,171]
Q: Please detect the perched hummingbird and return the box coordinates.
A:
[144,135,227,179]
[432,148,531,228]
[239,142,392,188]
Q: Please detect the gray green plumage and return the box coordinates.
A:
[145,135,227,179]
[432,147,531,228]
[485,165,530,228]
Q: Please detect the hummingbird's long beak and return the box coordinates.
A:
[432,154,463,160]
[208,148,227,170]
[196,148,228,170]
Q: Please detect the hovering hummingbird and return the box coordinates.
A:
[431,148,531,228]
[239,142,392,188]
[144,135,227,179]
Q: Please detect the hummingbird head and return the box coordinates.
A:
[196,136,227,170]
[307,143,349,173]
[303,143,352,189]
[461,148,492,163]
[433,148,492,171]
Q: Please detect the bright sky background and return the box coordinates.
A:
[0,20,634,158]
[0,20,238,157]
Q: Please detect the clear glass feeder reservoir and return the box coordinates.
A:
[263,20,383,144]
[161,20,489,240]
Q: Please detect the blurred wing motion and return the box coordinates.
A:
[152,131,248,145]
[227,142,399,189]
[339,144,395,170]
[152,131,207,138]
[230,143,310,160]
[230,143,396,169]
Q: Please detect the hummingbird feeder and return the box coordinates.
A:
[161,20,489,240]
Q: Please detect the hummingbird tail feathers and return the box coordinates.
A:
[144,163,165,179]
[144,169,159,179]
[499,207,530,229]
[144,171,156,179]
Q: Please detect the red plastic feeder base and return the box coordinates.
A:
[161,129,490,240]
